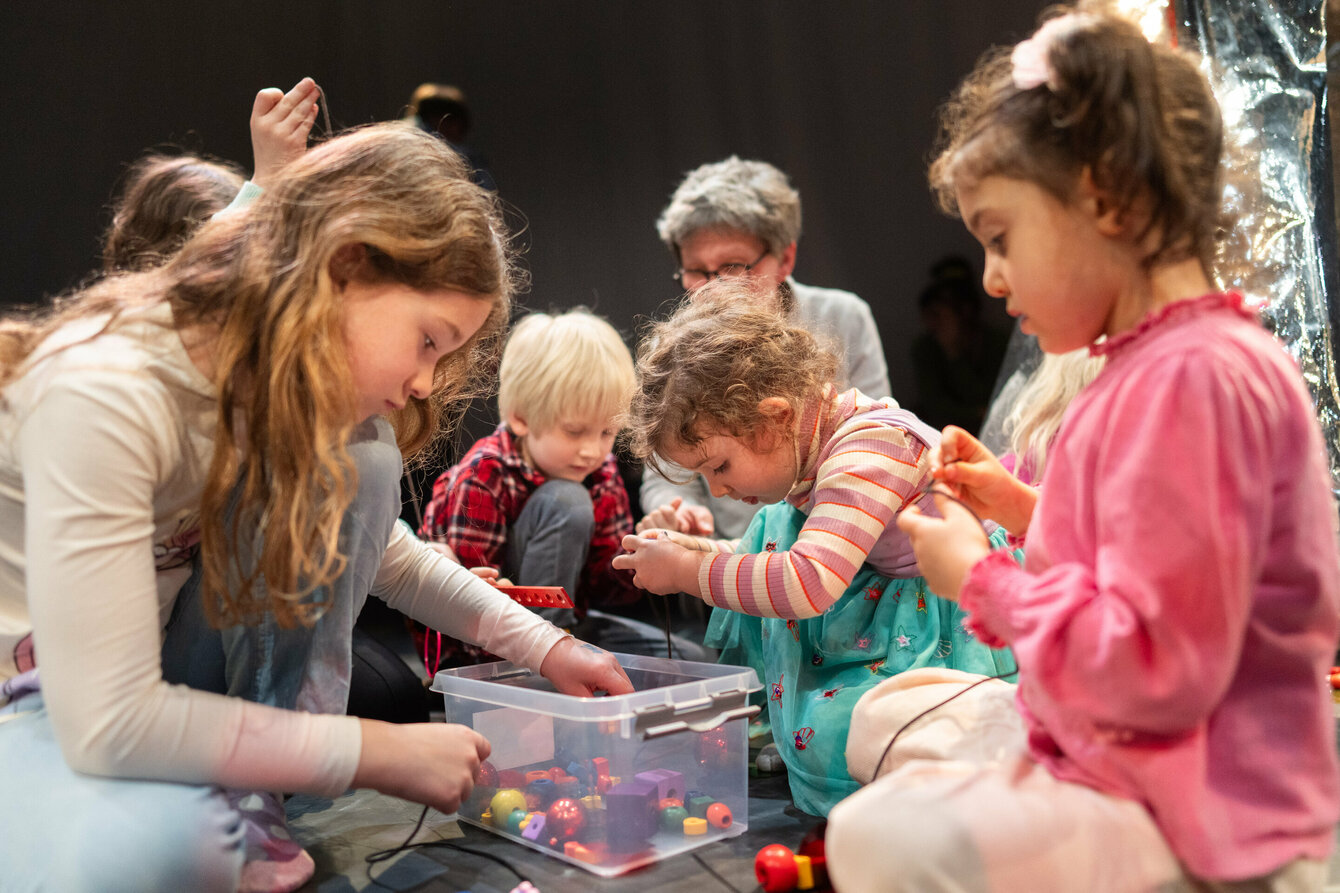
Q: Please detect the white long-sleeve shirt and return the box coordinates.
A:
[0,301,564,795]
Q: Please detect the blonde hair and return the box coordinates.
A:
[498,307,635,433]
[628,278,837,477]
[929,4,1227,272]
[0,121,519,629]
[1004,349,1104,477]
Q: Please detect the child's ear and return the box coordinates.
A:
[1077,167,1125,237]
[754,397,795,451]
[504,410,529,437]
[329,243,367,289]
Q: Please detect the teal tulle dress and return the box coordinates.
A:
[705,502,1018,816]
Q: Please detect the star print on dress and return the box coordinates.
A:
[916,591,927,613]
[816,684,844,702]
[765,540,778,552]
[863,582,885,601]
[793,727,815,750]
[855,634,872,651]
[769,673,785,703]
[893,626,916,651]
[866,658,886,674]
[785,619,800,642]
[936,638,953,658]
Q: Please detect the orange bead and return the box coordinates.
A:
[706,801,733,829]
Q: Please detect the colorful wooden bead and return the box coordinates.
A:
[545,797,587,841]
[706,801,733,829]
[683,816,708,836]
[489,789,527,828]
[659,805,689,832]
[755,844,799,892]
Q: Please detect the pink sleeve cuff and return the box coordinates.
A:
[958,549,1025,648]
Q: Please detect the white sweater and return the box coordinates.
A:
[0,301,563,795]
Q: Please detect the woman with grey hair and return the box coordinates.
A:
[639,155,891,540]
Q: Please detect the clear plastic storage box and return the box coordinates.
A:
[432,652,761,876]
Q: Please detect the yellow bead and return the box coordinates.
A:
[489,789,527,828]
[683,816,708,836]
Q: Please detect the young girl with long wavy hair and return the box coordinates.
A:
[827,7,1340,891]
[0,120,630,892]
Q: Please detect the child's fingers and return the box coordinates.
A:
[251,87,284,119]
[895,503,931,536]
[271,77,319,128]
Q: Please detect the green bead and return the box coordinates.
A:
[504,808,528,835]
[659,805,689,832]
[687,795,715,818]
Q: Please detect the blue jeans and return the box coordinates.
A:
[0,418,402,891]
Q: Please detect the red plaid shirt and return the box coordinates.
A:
[419,424,638,615]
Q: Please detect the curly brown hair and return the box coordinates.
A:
[929,4,1226,272]
[0,121,520,629]
[628,278,837,478]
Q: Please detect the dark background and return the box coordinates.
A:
[0,1,1045,415]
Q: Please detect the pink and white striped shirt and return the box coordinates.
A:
[696,387,941,619]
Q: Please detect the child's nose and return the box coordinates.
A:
[708,480,730,499]
[409,363,435,400]
[982,263,1008,298]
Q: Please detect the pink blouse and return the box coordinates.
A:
[961,293,1340,880]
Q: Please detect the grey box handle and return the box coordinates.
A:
[633,688,761,740]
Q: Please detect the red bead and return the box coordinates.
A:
[696,726,732,770]
[477,760,499,788]
[706,802,733,829]
[545,797,587,841]
[755,843,799,892]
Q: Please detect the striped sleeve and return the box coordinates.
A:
[697,419,929,618]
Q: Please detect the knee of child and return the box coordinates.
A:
[61,783,243,893]
[827,778,983,892]
[529,479,596,536]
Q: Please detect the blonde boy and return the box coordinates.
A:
[420,308,639,623]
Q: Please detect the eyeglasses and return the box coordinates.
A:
[674,249,769,289]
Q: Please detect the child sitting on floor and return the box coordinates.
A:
[419,308,641,644]
[828,7,1340,891]
[613,283,1016,814]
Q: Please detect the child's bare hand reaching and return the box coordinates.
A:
[354,719,490,815]
[251,77,321,188]
[933,425,1037,536]
[539,637,634,696]
[612,530,703,596]
[636,497,715,536]
[896,490,993,601]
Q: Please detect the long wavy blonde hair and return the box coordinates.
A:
[0,122,519,628]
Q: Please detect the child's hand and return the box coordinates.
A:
[636,498,715,536]
[613,531,702,596]
[250,77,320,189]
[897,491,993,600]
[933,425,1037,535]
[539,637,634,696]
[354,719,490,814]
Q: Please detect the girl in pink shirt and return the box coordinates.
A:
[827,8,1340,893]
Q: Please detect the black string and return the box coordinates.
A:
[363,805,534,889]
[692,850,747,893]
[871,664,1019,781]
[868,476,1022,779]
